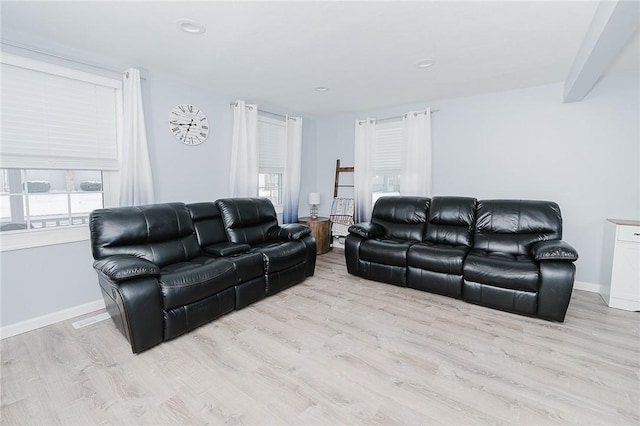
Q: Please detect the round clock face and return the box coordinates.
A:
[169,104,209,145]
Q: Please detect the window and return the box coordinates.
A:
[0,169,104,231]
[257,115,286,211]
[372,121,402,203]
[0,53,121,250]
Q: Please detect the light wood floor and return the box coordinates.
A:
[2,250,639,425]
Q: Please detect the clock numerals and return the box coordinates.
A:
[182,136,202,145]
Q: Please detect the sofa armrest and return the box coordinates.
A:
[268,224,312,241]
[203,242,251,256]
[537,262,575,322]
[93,255,160,282]
[348,222,385,239]
[96,274,164,353]
[531,240,579,262]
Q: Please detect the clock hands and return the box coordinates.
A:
[183,119,194,139]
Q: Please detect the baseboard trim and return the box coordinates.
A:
[574,280,601,294]
[0,299,106,340]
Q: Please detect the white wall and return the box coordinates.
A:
[0,240,100,328]
[313,70,639,286]
[299,118,319,218]
[143,71,234,203]
[315,115,359,213]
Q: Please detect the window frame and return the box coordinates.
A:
[372,120,402,202]
[257,115,286,214]
[0,54,122,252]
[0,170,119,251]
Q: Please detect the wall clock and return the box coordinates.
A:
[169,104,209,145]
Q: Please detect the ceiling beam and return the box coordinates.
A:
[563,0,639,103]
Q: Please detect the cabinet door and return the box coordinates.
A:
[610,241,640,303]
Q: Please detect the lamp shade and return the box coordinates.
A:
[308,192,320,205]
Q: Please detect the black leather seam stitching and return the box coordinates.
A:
[139,207,156,264]
[517,200,522,256]
[456,202,462,245]
[488,203,494,253]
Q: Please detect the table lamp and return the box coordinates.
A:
[308,192,320,219]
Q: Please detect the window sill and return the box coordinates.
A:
[0,225,90,252]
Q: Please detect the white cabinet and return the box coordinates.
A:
[600,219,640,311]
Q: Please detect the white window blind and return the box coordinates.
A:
[257,116,285,174]
[0,53,121,170]
[374,121,402,174]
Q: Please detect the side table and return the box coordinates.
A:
[298,216,331,255]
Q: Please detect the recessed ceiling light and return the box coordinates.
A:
[176,19,206,35]
[415,59,435,69]
[314,86,330,92]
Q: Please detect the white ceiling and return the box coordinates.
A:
[1,1,638,117]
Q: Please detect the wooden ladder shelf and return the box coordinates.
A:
[334,159,354,198]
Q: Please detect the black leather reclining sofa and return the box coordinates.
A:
[90,198,316,353]
[346,196,579,321]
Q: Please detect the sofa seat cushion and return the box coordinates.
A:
[159,257,236,309]
[463,250,539,292]
[253,241,306,274]
[407,242,468,275]
[360,239,412,267]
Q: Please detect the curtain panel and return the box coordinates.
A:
[229,100,259,197]
[282,116,303,223]
[354,118,376,223]
[400,109,432,196]
[119,68,154,206]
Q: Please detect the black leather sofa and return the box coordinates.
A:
[345,196,579,321]
[90,198,316,353]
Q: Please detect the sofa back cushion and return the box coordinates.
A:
[371,196,430,242]
[424,196,477,247]
[473,200,562,256]
[216,198,278,245]
[186,202,228,247]
[90,202,200,267]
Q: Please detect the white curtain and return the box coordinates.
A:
[400,109,432,196]
[229,100,259,197]
[119,68,154,206]
[282,115,303,223]
[354,118,376,223]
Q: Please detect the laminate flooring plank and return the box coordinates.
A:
[1,250,639,425]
